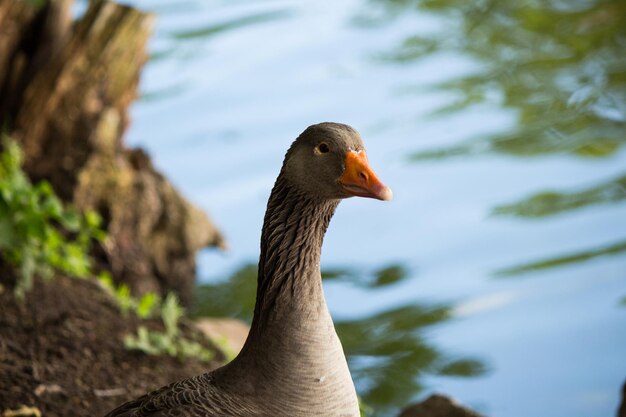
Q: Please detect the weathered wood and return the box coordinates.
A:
[0,0,225,305]
[12,0,151,196]
[0,0,72,125]
[0,0,36,119]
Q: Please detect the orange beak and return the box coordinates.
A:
[338,150,393,201]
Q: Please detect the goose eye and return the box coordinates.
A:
[316,143,330,154]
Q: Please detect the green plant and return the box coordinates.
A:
[97,272,159,319]
[0,139,214,363]
[98,260,215,363]
[0,138,105,299]
[124,293,214,362]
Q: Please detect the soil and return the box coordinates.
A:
[0,273,221,417]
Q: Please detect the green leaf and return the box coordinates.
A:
[123,291,214,363]
[0,216,15,248]
[84,210,102,229]
[0,138,106,300]
[161,293,184,336]
[60,210,81,232]
[136,293,159,319]
[41,195,63,218]
[114,284,134,314]
[97,271,114,290]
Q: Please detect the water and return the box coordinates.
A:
[120,0,626,415]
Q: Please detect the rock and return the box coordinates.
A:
[0,0,225,305]
[195,318,250,358]
[399,394,485,417]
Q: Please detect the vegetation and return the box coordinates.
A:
[96,272,159,318]
[0,138,105,299]
[0,139,214,363]
[123,292,214,362]
[95,274,215,362]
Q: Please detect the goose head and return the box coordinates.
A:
[283,122,393,201]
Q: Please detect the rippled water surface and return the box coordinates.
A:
[119,0,626,415]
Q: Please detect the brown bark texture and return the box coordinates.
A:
[0,0,225,305]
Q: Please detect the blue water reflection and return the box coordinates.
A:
[122,0,626,416]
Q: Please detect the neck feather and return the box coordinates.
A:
[224,173,359,416]
[251,172,338,327]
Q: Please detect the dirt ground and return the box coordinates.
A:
[0,274,220,417]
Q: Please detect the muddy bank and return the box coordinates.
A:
[0,274,221,417]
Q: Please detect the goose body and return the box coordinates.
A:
[105,122,392,417]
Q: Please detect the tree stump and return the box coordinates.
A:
[0,0,225,305]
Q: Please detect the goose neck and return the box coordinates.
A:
[252,173,339,327]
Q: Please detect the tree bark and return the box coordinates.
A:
[0,0,224,305]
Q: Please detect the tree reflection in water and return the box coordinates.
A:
[367,0,626,279]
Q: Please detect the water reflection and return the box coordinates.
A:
[492,174,626,218]
[496,238,626,277]
[370,0,626,285]
[170,10,290,41]
[373,0,626,161]
[337,305,486,414]
[192,263,486,416]
[140,84,187,102]
[322,264,411,288]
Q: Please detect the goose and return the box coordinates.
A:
[105,122,392,417]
